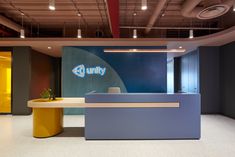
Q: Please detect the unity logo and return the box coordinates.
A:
[72,64,106,78]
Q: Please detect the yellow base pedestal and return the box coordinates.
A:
[33,108,63,138]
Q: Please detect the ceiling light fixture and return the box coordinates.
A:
[133,12,137,16]
[141,0,147,10]
[179,46,183,49]
[20,29,25,38]
[20,13,25,38]
[77,12,81,16]
[48,46,52,49]
[233,3,235,11]
[104,49,186,53]
[133,29,137,38]
[77,29,82,38]
[77,14,82,38]
[189,29,194,39]
[49,0,55,10]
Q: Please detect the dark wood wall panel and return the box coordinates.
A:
[30,50,53,100]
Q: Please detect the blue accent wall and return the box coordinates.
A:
[62,46,167,114]
[75,46,167,92]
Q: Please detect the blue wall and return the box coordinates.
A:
[179,49,199,93]
[199,47,220,114]
[62,46,167,114]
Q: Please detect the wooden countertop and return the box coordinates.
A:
[27,97,179,108]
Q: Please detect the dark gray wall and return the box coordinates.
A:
[12,47,32,115]
[175,47,220,114]
[220,42,235,119]
[199,47,221,114]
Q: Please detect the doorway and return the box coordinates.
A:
[0,52,11,114]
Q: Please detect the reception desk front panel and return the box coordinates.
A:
[85,93,200,140]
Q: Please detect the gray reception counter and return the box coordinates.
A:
[85,93,201,140]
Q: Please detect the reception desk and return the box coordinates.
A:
[28,93,200,140]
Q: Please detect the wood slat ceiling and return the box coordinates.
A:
[0,0,234,37]
[0,0,109,28]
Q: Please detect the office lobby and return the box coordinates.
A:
[0,0,235,157]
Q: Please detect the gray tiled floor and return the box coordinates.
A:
[0,115,235,157]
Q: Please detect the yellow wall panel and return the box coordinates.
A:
[0,52,11,113]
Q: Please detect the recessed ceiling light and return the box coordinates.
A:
[233,3,235,11]
[48,46,52,49]
[77,12,81,16]
[133,12,137,16]
[141,0,147,10]
[179,46,183,49]
[162,13,165,17]
[49,0,55,11]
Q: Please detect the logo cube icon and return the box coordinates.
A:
[72,64,85,78]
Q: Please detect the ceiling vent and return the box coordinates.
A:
[197,4,230,19]
[181,0,234,19]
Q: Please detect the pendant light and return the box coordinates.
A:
[133,29,137,38]
[141,0,147,10]
[77,13,82,38]
[132,11,138,38]
[49,0,55,10]
[20,13,25,38]
[77,29,82,38]
[189,29,194,39]
[20,29,25,38]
